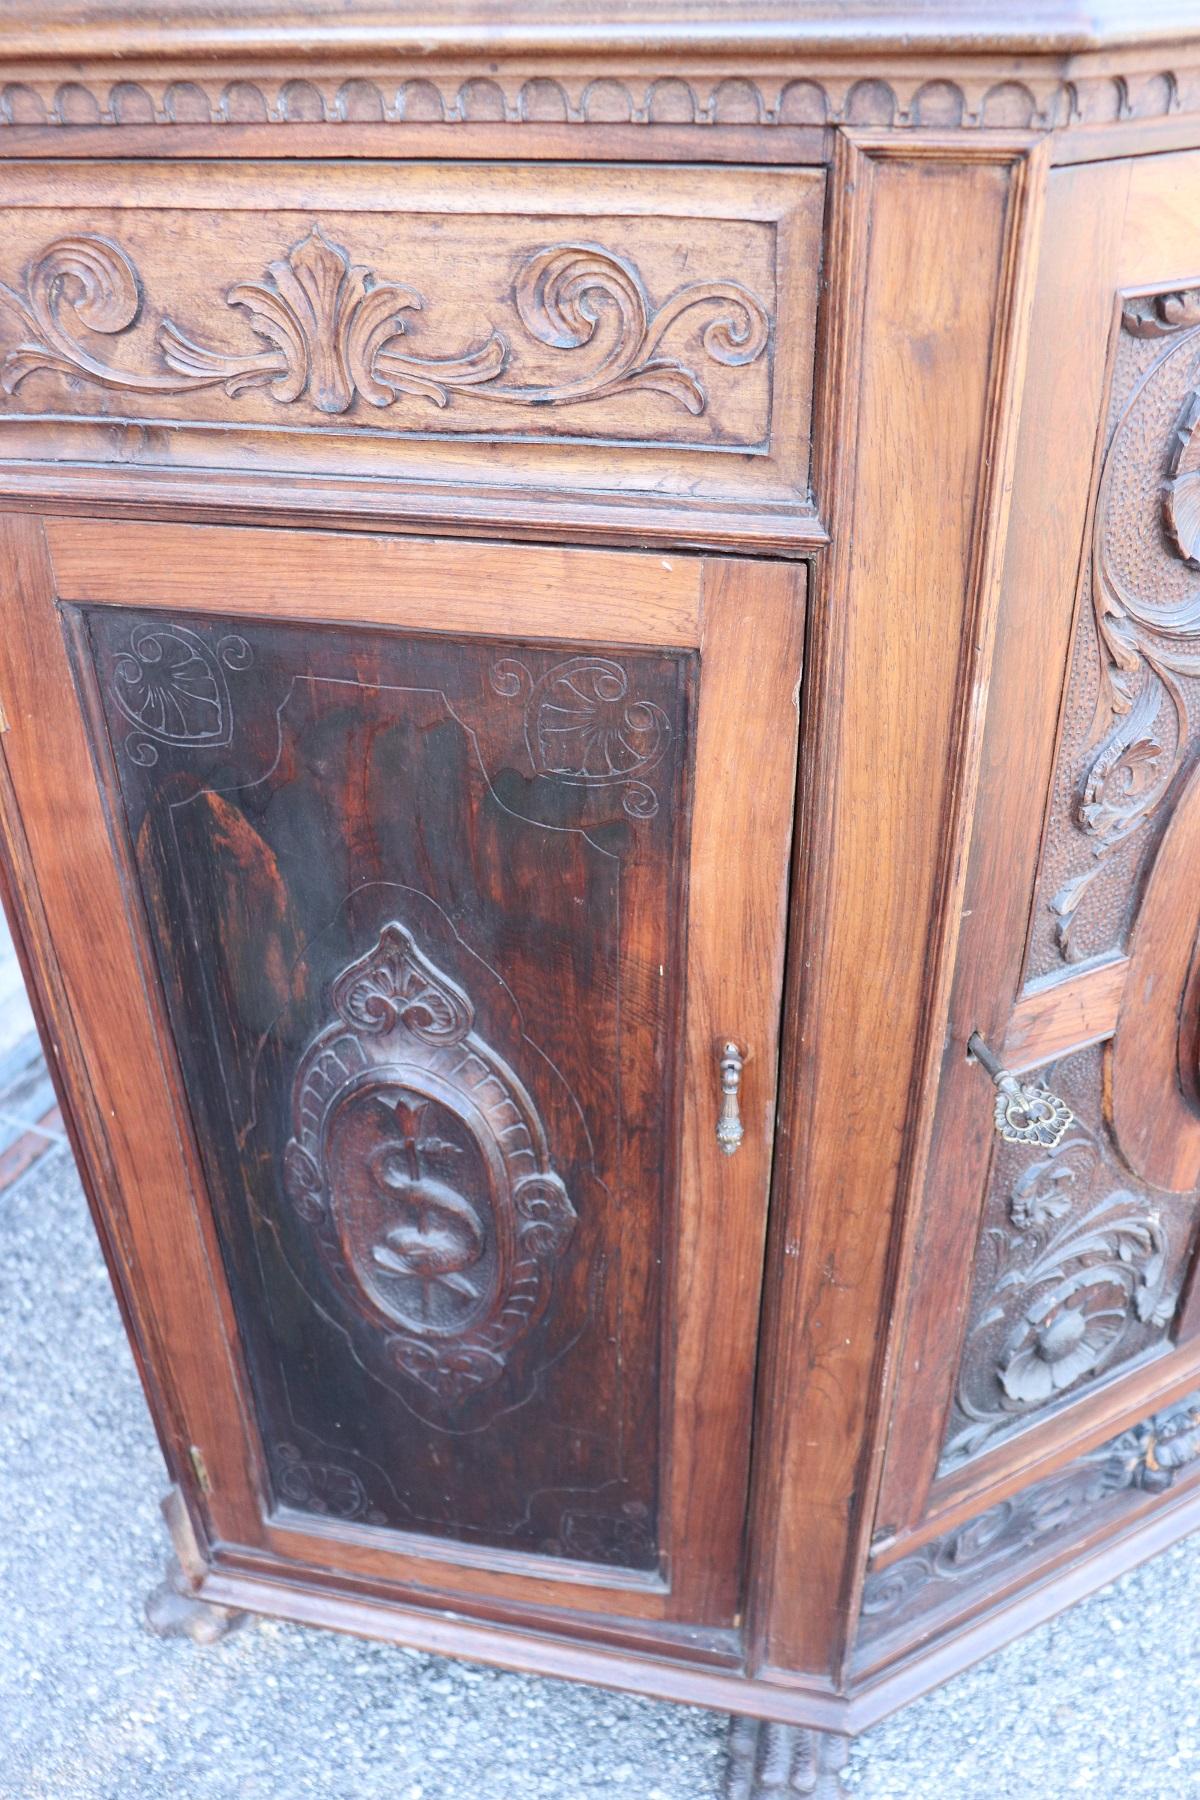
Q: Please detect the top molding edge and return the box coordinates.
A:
[7,4,1200,65]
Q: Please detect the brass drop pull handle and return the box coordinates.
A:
[967,1031,1073,1149]
[716,1040,746,1157]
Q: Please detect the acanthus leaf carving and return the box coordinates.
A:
[942,1106,1176,1467]
[283,922,576,1411]
[1047,291,1200,962]
[863,1389,1200,1644]
[0,226,768,422]
[481,242,768,416]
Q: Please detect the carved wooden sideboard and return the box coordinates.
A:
[6,4,1200,1794]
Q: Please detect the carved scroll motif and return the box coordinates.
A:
[1050,293,1200,960]
[490,655,670,819]
[283,923,576,1408]
[0,227,769,420]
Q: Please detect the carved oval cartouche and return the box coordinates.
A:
[283,922,576,1410]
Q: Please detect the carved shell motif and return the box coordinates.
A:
[283,923,576,1408]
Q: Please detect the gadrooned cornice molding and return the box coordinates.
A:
[1,62,1198,132]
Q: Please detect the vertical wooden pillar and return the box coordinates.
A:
[748,131,1048,1683]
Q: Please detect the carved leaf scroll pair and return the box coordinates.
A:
[0,225,769,420]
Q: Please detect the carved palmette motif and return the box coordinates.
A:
[490,654,670,819]
[0,226,768,421]
[282,922,576,1407]
[108,620,252,766]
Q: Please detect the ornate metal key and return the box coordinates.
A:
[967,1031,1073,1150]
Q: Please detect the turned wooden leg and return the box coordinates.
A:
[725,1716,850,1800]
[144,1485,248,1646]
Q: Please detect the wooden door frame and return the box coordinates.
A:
[0,511,804,1646]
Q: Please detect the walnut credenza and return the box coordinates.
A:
[6,5,1200,1795]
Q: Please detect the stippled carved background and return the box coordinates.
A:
[1024,289,1200,979]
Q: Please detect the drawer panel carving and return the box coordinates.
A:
[861,1387,1200,1664]
[0,161,823,542]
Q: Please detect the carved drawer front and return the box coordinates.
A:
[0,160,822,545]
[1,516,802,1630]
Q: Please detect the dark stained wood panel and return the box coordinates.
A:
[77,602,696,1570]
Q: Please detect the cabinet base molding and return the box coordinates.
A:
[172,1460,1200,1735]
[725,1717,848,1799]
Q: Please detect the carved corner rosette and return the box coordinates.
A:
[865,1388,1200,1646]
[1050,288,1200,962]
[942,1110,1177,1468]
[0,225,769,425]
[282,922,576,1409]
[271,1443,387,1526]
[490,654,670,820]
[108,619,252,766]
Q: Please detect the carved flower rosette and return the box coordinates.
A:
[282,922,576,1410]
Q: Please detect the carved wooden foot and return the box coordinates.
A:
[725,1716,849,1800]
[145,1555,247,1645]
[144,1483,248,1646]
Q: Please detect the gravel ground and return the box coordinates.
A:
[3,1142,1200,1799]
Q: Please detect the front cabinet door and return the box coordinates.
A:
[0,515,803,1639]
